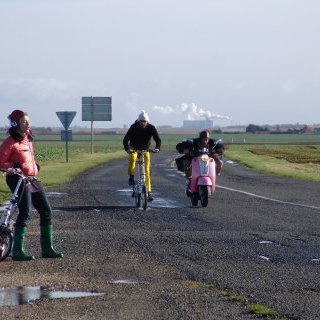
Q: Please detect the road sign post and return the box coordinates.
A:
[56,111,77,162]
[82,97,112,153]
[61,130,73,162]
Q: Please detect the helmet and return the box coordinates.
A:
[199,130,210,139]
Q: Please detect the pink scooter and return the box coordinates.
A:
[189,141,221,207]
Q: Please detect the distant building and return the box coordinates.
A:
[221,126,246,133]
[182,120,214,129]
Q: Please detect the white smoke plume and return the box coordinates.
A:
[153,103,232,121]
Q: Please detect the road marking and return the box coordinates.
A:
[258,255,271,261]
[111,278,144,284]
[47,192,68,197]
[217,185,320,211]
[259,241,274,244]
[225,160,239,166]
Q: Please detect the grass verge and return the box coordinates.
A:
[247,304,278,317]
[225,144,320,182]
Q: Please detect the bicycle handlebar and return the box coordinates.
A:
[129,149,159,154]
[0,168,27,178]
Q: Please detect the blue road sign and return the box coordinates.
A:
[61,130,72,142]
[56,111,77,130]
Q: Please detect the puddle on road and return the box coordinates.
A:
[117,190,183,208]
[151,197,180,208]
[0,286,105,306]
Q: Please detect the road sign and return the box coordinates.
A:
[82,96,112,154]
[56,111,77,130]
[61,130,72,142]
[56,112,76,162]
[82,97,112,121]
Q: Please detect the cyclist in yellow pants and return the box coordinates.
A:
[127,150,151,193]
[123,111,161,201]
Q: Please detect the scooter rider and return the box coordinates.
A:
[176,130,224,179]
[123,111,161,201]
[0,110,63,261]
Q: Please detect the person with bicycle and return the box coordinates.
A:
[0,109,63,261]
[123,111,161,201]
[175,130,224,189]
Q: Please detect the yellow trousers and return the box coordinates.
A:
[128,152,151,192]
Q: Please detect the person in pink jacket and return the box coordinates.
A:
[0,110,63,261]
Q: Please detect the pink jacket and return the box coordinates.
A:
[0,134,38,176]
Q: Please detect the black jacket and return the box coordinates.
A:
[176,138,224,157]
[123,121,161,151]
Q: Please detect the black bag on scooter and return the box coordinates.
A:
[175,155,187,172]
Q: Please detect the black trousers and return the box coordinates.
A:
[6,174,52,227]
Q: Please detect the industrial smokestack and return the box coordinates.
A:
[153,103,232,121]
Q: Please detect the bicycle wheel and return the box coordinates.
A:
[141,186,148,210]
[0,226,13,262]
[134,186,141,208]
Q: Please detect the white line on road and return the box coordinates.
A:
[217,185,320,211]
[258,255,271,261]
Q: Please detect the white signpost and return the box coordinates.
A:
[56,111,77,162]
[82,97,112,153]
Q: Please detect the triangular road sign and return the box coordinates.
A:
[56,111,77,130]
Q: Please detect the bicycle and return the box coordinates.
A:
[130,149,156,210]
[0,169,27,262]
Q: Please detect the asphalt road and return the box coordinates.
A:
[1,151,319,319]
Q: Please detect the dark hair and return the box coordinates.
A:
[199,130,210,139]
[8,110,26,127]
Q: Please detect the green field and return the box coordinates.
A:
[225,144,320,182]
[1,132,320,145]
[0,133,319,203]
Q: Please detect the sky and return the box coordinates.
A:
[0,0,320,128]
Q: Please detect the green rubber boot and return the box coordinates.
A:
[41,225,63,258]
[12,226,35,261]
